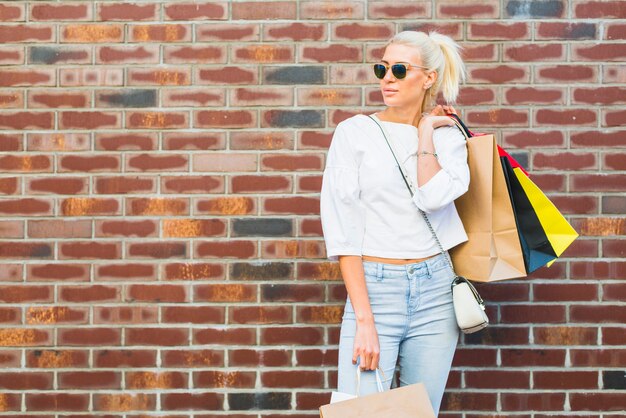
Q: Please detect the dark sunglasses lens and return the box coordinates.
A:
[391,64,407,79]
[373,64,386,79]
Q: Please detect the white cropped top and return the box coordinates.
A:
[320,114,470,261]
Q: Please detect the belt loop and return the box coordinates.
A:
[425,257,432,278]
[377,263,383,280]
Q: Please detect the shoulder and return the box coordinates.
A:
[433,124,466,143]
[335,114,375,133]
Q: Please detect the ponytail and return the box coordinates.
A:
[387,31,466,111]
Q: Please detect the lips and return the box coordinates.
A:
[383,88,398,94]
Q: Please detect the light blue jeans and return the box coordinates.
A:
[337,253,459,415]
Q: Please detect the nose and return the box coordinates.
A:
[383,66,396,82]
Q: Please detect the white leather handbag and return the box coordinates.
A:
[368,114,488,334]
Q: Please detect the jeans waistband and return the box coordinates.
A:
[362,252,449,277]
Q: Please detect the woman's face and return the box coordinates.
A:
[378,43,435,109]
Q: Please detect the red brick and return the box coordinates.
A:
[97,45,159,64]
[31,3,91,20]
[127,154,188,172]
[441,392,497,411]
[574,1,626,18]
[301,44,362,63]
[96,263,156,281]
[26,263,90,281]
[0,90,24,107]
[59,285,120,303]
[232,1,296,19]
[197,66,257,85]
[231,175,292,193]
[500,304,566,324]
[162,88,226,107]
[127,242,187,259]
[59,241,120,260]
[126,328,189,346]
[261,327,323,345]
[262,370,324,388]
[164,45,226,64]
[165,2,227,20]
[126,284,187,303]
[605,109,626,126]
[196,23,259,41]
[94,306,157,324]
[500,349,566,367]
[93,393,156,411]
[263,196,319,215]
[195,241,256,259]
[163,306,224,324]
[465,370,529,389]
[128,68,191,86]
[264,22,325,41]
[163,262,224,281]
[230,306,292,325]
[534,326,597,345]
[98,2,157,20]
[505,88,565,105]
[194,284,256,303]
[95,176,155,194]
[536,65,598,83]
[130,24,190,42]
[571,174,626,192]
[570,393,626,412]
[194,327,256,345]
[533,151,596,171]
[233,44,293,64]
[196,196,256,215]
[59,155,119,172]
[468,22,530,40]
[467,109,528,127]
[96,220,157,238]
[194,110,256,128]
[26,393,89,412]
[61,198,120,216]
[126,371,187,389]
[437,0,499,18]
[261,154,323,171]
[61,24,123,43]
[0,198,53,216]
[0,111,53,129]
[506,43,565,62]
[58,371,120,389]
[58,328,120,346]
[94,349,156,368]
[573,43,626,61]
[570,348,626,367]
[501,392,565,411]
[0,25,54,43]
[0,3,24,21]
[161,349,224,368]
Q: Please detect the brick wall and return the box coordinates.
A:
[0,0,624,416]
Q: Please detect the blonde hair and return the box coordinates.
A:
[386,31,466,112]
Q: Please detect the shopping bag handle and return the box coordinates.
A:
[355,364,386,396]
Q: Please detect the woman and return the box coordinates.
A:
[320,31,469,414]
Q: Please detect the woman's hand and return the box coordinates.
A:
[419,105,457,132]
[353,319,380,370]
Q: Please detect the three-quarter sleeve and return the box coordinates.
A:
[320,123,365,261]
[412,125,470,214]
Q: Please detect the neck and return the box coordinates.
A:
[380,105,423,127]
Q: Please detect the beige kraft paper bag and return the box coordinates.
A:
[449,133,526,282]
[319,382,435,418]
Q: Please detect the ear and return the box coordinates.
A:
[424,71,438,90]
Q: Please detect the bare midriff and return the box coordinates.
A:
[361,254,437,265]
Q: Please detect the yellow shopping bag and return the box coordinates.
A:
[513,167,578,265]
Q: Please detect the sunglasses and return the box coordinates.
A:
[373,62,428,80]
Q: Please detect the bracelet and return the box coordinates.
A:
[418,151,438,159]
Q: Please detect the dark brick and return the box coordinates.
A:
[230,262,292,280]
[602,196,626,214]
[98,89,157,108]
[506,1,564,18]
[263,110,323,128]
[509,151,529,170]
[228,392,291,410]
[29,46,87,64]
[232,218,292,237]
[264,66,325,85]
[603,370,626,390]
